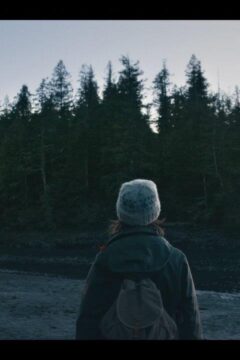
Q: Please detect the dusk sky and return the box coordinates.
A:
[1,20,240,108]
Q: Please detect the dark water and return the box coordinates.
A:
[166,226,240,293]
[176,244,240,292]
[0,225,239,292]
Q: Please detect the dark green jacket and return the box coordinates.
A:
[76,225,203,340]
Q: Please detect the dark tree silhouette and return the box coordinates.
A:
[0,55,239,233]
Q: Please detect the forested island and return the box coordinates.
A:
[0,54,239,236]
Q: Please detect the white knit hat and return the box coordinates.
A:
[116,179,161,226]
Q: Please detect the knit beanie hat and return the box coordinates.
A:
[116,179,161,226]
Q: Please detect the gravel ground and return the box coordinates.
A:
[0,269,239,340]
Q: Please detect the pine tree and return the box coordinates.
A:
[14,85,32,120]
[117,56,144,112]
[153,61,172,133]
[32,78,57,228]
[183,55,219,221]
[103,62,117,101]
[50,60,73,113]
[186,54,209,104]
[220,87,240,226]
[99,62,123,208]
[116,56,153,179]
[74,65,101,224]
[0,85,34,228]
[152,62,173,212]
[0,96,14,143]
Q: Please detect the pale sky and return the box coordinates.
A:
[1,20,240,108]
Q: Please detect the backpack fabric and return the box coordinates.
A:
[100,276,179,340]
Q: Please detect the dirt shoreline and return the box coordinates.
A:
[0,269,239,340]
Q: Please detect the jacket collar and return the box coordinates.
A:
[108,224,159,246]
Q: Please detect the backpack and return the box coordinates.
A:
[100,276,179,340]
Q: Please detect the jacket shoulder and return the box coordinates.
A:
[169,245,187,260]
[167,243,189,269]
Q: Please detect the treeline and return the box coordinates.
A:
[0,55,239,232]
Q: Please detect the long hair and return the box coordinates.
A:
[108,218,166,237]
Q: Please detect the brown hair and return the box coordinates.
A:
[108,218,166,237]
